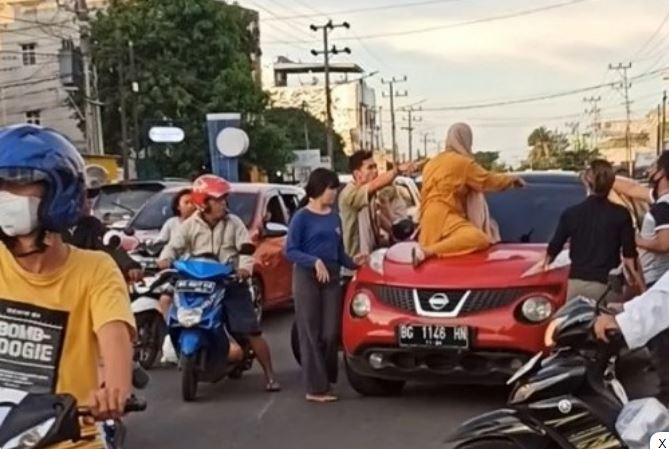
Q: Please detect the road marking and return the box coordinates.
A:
[256,395,275,421]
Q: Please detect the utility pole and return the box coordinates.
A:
[662,89,667,152]
[382,76,407,164]
[401,106,422,161]
[310,20,351,169]
[301,101,311,150]
[658,104,662,155]
[609,62,633,176]
[118,61,130,180]
[583,96,601,149]
[422,132,435,159]
[565,121,581,149]
[128,40,141,160]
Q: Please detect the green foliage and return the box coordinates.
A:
[524,126,598,171]
[474,151,508,172]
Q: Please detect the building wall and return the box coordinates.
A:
[0,0,85,147]
[598,110,664,166]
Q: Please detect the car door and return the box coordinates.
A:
[255,191,293,305]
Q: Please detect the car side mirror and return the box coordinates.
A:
[264,222,288,238]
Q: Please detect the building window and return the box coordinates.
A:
[21,43,36,66]
[61,39,74,51]
[25,110,41,125]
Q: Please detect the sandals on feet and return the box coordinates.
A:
[306,393,338,403]
[266,379,282,392]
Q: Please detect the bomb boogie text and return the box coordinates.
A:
[0,317,53,363]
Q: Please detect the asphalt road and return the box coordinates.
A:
[125,309,654,449]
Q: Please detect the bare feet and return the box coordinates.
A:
[306,393,338,403]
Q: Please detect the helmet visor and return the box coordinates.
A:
[0,168,48,185]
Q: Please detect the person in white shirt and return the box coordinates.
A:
[157,188,195,243]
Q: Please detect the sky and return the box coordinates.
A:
[238,0,669,166]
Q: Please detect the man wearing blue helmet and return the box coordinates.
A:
[0,124,135,447]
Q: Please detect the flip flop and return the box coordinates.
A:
[266,379,282,392]
[306,394,338,403]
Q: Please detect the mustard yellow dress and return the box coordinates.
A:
[419,151,516,257]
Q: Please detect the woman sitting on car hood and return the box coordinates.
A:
[413,122,524,265]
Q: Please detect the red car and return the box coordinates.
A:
[125,183,304,318]
[342,172,611,396]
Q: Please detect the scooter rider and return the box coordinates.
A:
[158,174,281,392]
[0,124,135,447]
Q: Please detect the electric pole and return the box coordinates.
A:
[118,60,130,180]
[382,76,407,164]
[662,89,667,152]
[401,106,422,161]
[609,62,633,176]
[310,20,351,169]
[583,96,601,149]
[422,132,435,159]
[128,40,140,161]
[565,121,581,149]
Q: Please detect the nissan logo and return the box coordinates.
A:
[428,293,450,311]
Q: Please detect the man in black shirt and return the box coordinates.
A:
[545,159,645,302]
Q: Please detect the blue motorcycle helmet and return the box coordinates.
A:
[0,124,86,233]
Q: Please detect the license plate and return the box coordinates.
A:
[397,324,469,349]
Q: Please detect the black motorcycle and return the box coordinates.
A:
[448,294,631,449]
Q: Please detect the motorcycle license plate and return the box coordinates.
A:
[507,352,542,385]
[397,324,469,349]
[175,280,216,294]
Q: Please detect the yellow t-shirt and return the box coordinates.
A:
[0,244,135,448]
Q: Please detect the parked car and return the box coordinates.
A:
[125,183,305,316]
[340,171,645,396]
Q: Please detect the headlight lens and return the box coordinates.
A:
[351,292,372,317]
[177,308,203,327]
[5,417,56,449]
[544,316,567,347]
[521,296,554,323]
[368,249,388,276]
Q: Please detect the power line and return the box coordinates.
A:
[266,0,592,44]
[0,14,78,32]
[632,9,669,59]
[261,0,469,21]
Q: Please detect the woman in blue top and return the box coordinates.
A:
[285,168,366,403]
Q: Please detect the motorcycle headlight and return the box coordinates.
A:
[177,308,203,327]
[369,249,388,276]
[521,296,554,323]
[4,417,56,449]
[351,292,372,318]
[544,316,567,347]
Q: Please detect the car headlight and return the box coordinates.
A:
[177,308,203,327]
[368,248,388,276]
[5,417,55,449]
[351,292,372,318]
[544,316,567,347]
[521,296,554,323]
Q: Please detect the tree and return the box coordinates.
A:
[524,126,599,171]
[474,151,508,172]
[263,107,348,172]
[87,0,288,178]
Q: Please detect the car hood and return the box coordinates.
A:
[359,243,568,289]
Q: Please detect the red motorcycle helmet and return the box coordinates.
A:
[191,174,231,208]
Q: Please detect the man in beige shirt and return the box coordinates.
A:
[339,151,414,257]
[159,174,280,392]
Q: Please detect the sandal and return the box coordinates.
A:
[306,393,338,403]
[265,379,282,392]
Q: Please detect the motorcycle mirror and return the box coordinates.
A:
[239,243,256,256]
[124,226,136,236]
[107,235,122,249]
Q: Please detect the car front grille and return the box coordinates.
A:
[370,285,558,316]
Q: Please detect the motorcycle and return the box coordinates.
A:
[0,389,145,449]
[447,290,638,449]
[168,244,257,402]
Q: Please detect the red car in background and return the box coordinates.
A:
[125,183,304,318]
[342,172,627,396]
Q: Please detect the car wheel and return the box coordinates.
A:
[251,276,264,324]
[344,356,405,397]
[290,320,301,366]
[455,439,521,449]
[181,354,198,402]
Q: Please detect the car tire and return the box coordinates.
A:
[344,356,405,397]
[181,354,198,402]
[455,439,520,449]
[290,320,301,366]
[251,276,264,324]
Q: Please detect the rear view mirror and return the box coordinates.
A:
[264,222,288,238]
[239,243,256,256]
[124,226,136,236]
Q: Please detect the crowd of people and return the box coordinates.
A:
[4,120,669,446]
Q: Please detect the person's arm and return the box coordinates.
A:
[620,211,646,290]
[157,218,174,243]
[232,217,254,275]
[637,203,669,253]
[365,161,414,196]
[465,160,520,193]
[616,285,669,349]
[158,220,188,267]
[546,211,570,264]
[284,214,319,269]
[88,255,135,420]
[613,176,651,202]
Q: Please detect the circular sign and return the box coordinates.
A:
[216,127,249,158]
[149,126,185,143]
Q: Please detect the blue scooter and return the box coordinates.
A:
[167,245,256,402]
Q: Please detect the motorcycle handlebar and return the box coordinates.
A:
[77,395,147,417]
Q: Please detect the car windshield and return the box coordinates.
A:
[486,181,585,243]
[93,186,163,223]
[131,190,259,230]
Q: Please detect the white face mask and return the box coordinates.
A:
[0,191,40,237]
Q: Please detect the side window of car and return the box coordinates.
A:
[265,194,288,225]
[281,193,300,218]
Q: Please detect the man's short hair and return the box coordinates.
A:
[349,150,374,173]
[657,150,669,176]
[588,159,615,197]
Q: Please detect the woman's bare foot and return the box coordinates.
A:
[306,393,338,403]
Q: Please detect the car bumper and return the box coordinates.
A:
[347,346,531,385]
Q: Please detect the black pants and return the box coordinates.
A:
[646,281,669,403]
[293,264,342,395]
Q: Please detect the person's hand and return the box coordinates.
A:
[236,268,251,280]
[157,259,172,270]
[593,314,620,342]
[511,177,526,188]
[541,256,551,272]
[397,162,415,175]
[127,268,144,283]
[85,386,130,422]
[314,259,330,284]
[353,254,369,266]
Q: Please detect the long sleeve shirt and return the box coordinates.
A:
[284,208,357,270]
[617,271,669,349]
[159,212,254,273]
